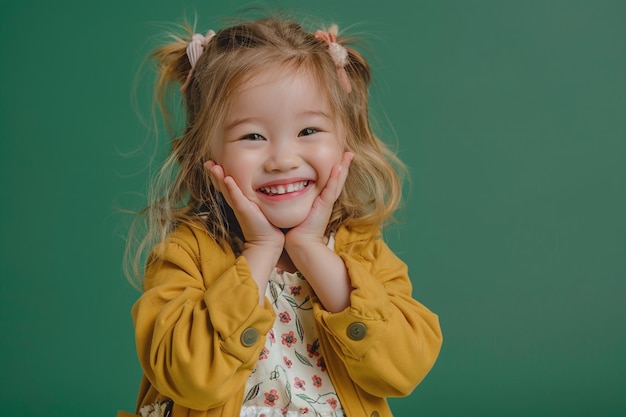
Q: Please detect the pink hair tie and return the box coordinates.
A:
[180,30,216,93]
[314,24,351,93]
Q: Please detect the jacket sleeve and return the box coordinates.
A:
[132,224,275,410]
[313,228,442,398]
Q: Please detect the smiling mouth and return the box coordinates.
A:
[259,180,310,196]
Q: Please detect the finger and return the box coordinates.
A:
[204,162,245,212]
[204,160,226,193]
[318,152,354,205]
[341,151,354,167]
[222,176,253,212]
[334,152,354,197]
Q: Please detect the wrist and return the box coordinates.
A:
[284,233,325,251]
[243,241,283,260]
[284,237,329,264]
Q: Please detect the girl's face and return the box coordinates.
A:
[212,67,344,229]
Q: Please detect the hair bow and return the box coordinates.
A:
[314,24,351,93]
[180,30,216,93]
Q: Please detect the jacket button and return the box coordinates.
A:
[240,327,259,347]
[370,412,380,417]
[347,322,367,340]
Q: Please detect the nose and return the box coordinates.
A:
[264,140,301,172]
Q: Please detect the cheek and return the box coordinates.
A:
[326,140,345,164]
[218,150,259,178]
[313,145,343,180]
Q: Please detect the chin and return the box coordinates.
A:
[266,214,307,230]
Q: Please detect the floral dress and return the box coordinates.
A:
[240,266,346,417]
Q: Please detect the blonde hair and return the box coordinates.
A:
[125,14,406,285]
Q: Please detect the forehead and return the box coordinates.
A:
[240,64,325,94]
[226,65,335,119]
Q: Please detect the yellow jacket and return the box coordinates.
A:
[120,222,442,417]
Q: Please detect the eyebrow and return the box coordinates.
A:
[301,110,332,119]
[224,110,332,131]
[223,117,259,132]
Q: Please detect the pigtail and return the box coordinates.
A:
[150,29,194,137]
[327,39,407,235]
[344,44,371,89]
[125,26,224,287]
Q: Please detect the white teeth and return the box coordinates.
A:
[261,180,308,195]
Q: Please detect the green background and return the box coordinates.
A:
[1,0,624,416]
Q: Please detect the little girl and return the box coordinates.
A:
[120,13,442,417]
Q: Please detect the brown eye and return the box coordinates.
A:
[241,133,265,141]
[298,128,318,137]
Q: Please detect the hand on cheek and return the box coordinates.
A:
[283,152,354,313]
[285,151,353,246]
[204,161,284,250]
